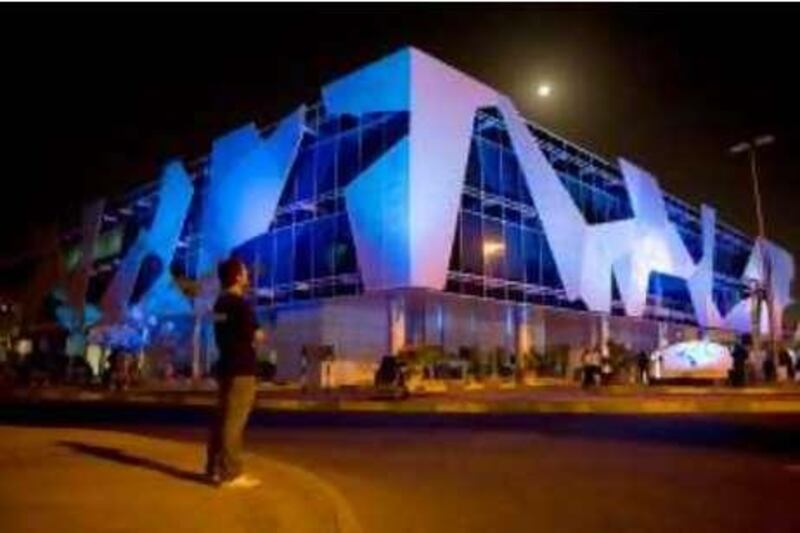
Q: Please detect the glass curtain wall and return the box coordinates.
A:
[446,108,751,327]
[234,106,409,307]
[446,108,571,308]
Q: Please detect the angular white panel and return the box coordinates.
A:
[687,205,724,328]
[498,96,635,312]
[731,238,795,333]
[724,296,768,334]
[407,49,499,289]
[499,97,587,299]
[613,159,697,317]
[764,241,795,326]
[580,221,637,311]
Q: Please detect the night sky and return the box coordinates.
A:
[1,3,798,265]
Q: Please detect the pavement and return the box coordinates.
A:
[4,414,799,533]
[3,380,800,414]
[0,426,362,533]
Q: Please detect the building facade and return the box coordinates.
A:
[45,48,794,381]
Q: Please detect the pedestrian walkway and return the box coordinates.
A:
[0,426,361,533]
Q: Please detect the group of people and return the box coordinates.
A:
[580,346,613,388]
[730,334,799,387]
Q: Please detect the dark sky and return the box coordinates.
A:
[1,3,799,262]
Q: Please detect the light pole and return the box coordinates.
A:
[729,134,778,372]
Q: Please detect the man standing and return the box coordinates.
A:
[730,334,750,388]
[206,257,264,488]
[636,350,650,385]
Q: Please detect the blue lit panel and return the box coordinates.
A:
[145,162,193,267]
[102,162,194,321]
[100,235,148,323]
[345,137,410,290]
[138,162,194,316]
[322,49,410,115]
[200,107,304,274]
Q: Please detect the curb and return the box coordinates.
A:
[5,389,800,415]
[252,454,363,533]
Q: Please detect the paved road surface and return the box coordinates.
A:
[3,405,800,532]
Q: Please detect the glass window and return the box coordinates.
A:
[279,145,308,208]
[505,206,521,225]
[501,150,521,202]
[384,112,409,147]
[360,122,385,172]
[541,235,562,289]
[465,140,481,189]
[253,233,274,288]
[505,223,523,282]
[478,141,501,196]
[462,193,481,214]
[339,113,359,134]
[313,215,336,279]
[449,218,462,271]
[318,116,340,137]
[334,213,358,274]
[462,212,483,275]
[294,223,313,282]
[483,201,503,220]
[274,228,294,286]
[296,147,315,202]
[336,132,360,189]
[523,228,541,286]
[315,140,336,197]
[484,218,504,279]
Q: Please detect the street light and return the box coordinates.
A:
[729,134,778,373]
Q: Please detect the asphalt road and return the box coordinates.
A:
[3,404,800,533]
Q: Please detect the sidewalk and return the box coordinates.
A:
[0,426,361,533]
[4,381,800,414]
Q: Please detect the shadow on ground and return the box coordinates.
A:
[57,440,213,487]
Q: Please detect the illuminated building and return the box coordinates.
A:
[40,48,796,381]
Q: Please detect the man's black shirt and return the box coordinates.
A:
[214,292,258,378]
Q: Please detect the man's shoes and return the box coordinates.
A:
[218,474,261,489]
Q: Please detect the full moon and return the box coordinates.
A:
[537,84,552,97]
